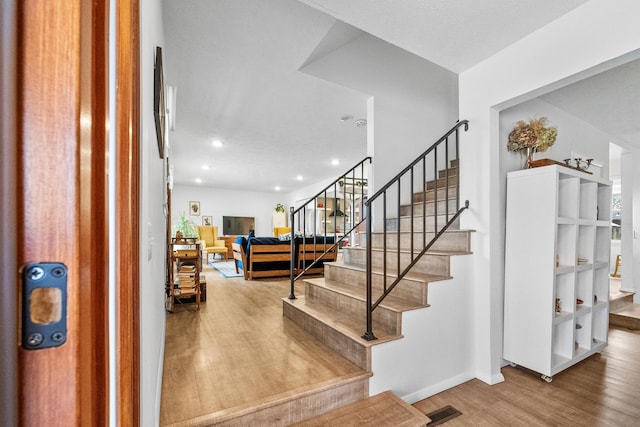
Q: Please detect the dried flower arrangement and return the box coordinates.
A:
[507,117,557,153]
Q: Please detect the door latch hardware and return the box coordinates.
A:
[21,262,68,350]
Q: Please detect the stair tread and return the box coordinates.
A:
[290,390,430,427]
[347,246,472,256]
[306,277,428,312]
[327,260,451,283]
[369,229,475,236]
[283,296,402,347]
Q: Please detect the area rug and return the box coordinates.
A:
[209,261,243,278]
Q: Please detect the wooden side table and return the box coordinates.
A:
[220,236,238,258]
[167,238,201,312]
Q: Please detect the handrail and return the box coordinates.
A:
[362,120,469,340]
[288,157,372,299]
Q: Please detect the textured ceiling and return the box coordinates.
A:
[162,0,637,192]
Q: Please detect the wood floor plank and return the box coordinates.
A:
[412,326,640,426]
[160,267,366,426]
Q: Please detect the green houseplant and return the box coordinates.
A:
[274,203,285,213]
[172,211,198,238]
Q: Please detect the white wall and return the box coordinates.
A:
[370,254,475,401]
[172,184,285,237]
[300,30,459,195]
[459,0,640,385]
[140,0,167,425]
[501,98,612,178]
[621,151,640,298]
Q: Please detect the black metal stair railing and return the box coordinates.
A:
[362,120,469,341]
[288,157,372,299]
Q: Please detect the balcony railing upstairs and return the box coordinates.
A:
[362,120,469,340]
[288,157,371,300]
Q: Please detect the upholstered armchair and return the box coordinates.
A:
[273,227,291,237]
[196,225,228,262]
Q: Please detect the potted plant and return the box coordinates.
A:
[172,211,198,239]
[507,116,557,168]
[273,203,287,228]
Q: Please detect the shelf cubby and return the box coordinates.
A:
[576,270,593,308]
[594,226,610,263]
[579,181,598,220]
[592,306,609,344]
[593,267,610,304]
[556,224,576,267]
[575,312,593,354]
[577,225,595,265]
[553,321,574,362]
[596,182,612,221]
[558,176,579,219]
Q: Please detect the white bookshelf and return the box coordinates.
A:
[503,165,611,381]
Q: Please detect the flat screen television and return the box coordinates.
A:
[223,216,255,236]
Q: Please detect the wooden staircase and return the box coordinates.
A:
[282,162,473,423]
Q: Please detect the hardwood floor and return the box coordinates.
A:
[162,266,640,426]
[160,266,366,426]
[413,326,640,426]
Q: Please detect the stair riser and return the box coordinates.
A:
[324,263,428,306]
[214,374,369,426]
[609,312,640,330]
[412,187,458,203]
[438,167,458,179]
[344,249,451,277]
[305,282,401,335]
[426,176,458,190]
[399,199,459,216]
[610,294,633,312]
[368,231,470,253]
[386,216,460,232]
[283,301,370,371]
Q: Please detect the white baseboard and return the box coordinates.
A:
[400,372,475,404]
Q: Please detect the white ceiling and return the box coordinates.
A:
[163,0,639,192]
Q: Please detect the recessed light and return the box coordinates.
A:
[202,165,209,170]
[212,139,223,148]
[331,159,340,166]
[296,175,303,181]
[195,178,202,184]
[275,186,281,191]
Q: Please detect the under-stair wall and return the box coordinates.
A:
[369,253,476,402]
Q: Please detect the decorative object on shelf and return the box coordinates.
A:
[563,157,594,172]
[274,203,285,213]
[189,200,200,216]
[576,299,584,305]
[555,298,562,314]
[202,216,212,226]
[507,116,557,169]
[528,158,592,174]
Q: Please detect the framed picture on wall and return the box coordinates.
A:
[153,46,166,159]
[202,216,212,226]
[189,201,200,216]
